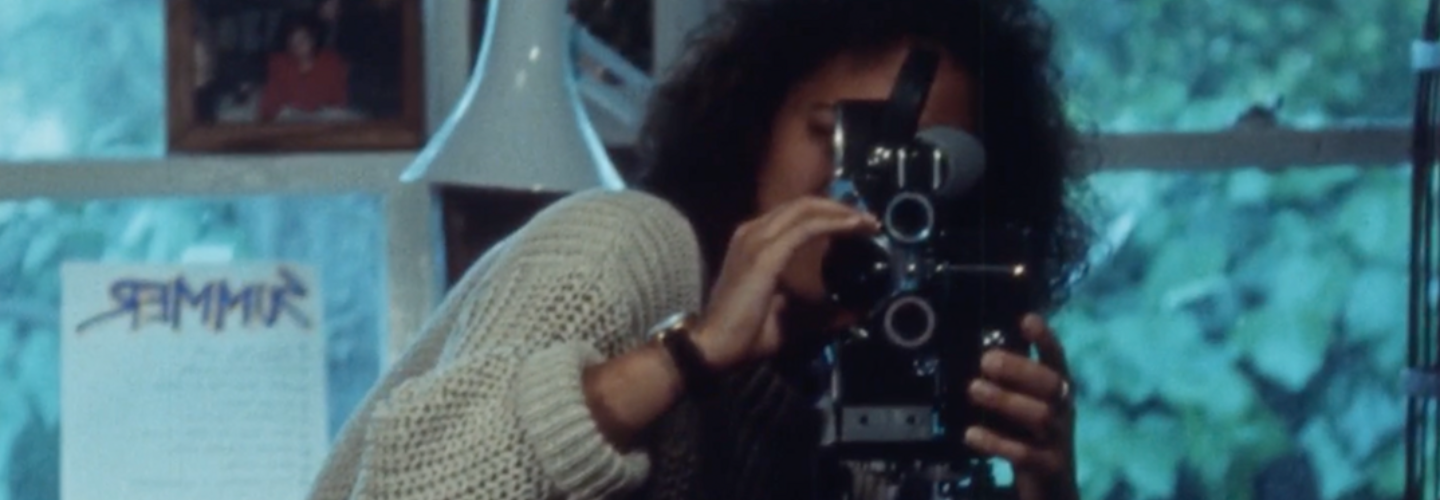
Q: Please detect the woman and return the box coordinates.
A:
[307,0,1090,499]
[258,15,350,122]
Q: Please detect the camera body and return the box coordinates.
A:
[819,59,1037,465]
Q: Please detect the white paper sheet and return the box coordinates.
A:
[60,262,329,500]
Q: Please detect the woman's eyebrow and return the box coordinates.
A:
[806,103,837,123]
[807,101,836,113]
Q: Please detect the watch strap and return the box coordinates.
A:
[653,313,719,397]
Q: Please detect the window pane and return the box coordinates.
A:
[1061,165,1408,500]
[0,0,1417,156]
[0,0,164,160]
[1041,0,1422,132]
[0,193,385,500]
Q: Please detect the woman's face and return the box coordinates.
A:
[757,41,977,312]
[288,28,316,58]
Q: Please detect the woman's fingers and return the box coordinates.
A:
[1021,313,1069,377]
[970,316,1075,446]
[968,378,1057,436]
[697,196,878,367]
[752,196,869,242]
[975,314,1072,409]
[964,426,1065,475]
[979,350,1067,407]
[728,198,876,273]
[765,213,877,264]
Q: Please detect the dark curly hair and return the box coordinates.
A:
[632,0,1093,311]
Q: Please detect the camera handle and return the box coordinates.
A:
[879,48,940,141]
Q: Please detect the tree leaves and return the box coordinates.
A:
[1039,0,1421,131]
[1062,166,1408,499]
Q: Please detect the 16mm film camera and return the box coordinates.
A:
[819,48,1039,474]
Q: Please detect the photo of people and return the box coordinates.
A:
[190,0,407,125]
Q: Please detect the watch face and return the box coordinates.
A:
[649,311,695,338]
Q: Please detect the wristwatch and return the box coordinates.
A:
[649,312,719,397]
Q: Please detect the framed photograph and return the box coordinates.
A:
[168,0,424,152]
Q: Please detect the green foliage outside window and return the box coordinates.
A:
[1039,0,1420,497]
[0,0,1423,499]
[1042,0,1419,131]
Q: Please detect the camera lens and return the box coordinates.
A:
[822,237,892,312]
[883,295,936,349]
[884,193,934,243]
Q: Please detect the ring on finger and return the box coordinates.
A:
[1053,378,1074,408]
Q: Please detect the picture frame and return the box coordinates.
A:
[167,0,425,153]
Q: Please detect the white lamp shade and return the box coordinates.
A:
[401,0,624,192]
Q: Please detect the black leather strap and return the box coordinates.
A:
[659,324,720,397]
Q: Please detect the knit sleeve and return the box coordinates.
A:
[513,342,648,497]
[337,190,703,500]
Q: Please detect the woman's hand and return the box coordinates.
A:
[584,196,874,450]
[690,196,879,371]
[965,314,1079,500]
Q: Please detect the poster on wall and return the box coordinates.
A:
[60,262,328,500]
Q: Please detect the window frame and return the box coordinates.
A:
[0,0,1415,360]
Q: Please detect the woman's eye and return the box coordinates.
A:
[807,119,834,140]
[806,107,837,139]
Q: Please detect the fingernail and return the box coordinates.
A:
[981,352,1002,373]
[970,379,998,400]
[964,427,983,447]
[1022,313,1044,332]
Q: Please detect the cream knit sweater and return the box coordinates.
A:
[307,189,706,500]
